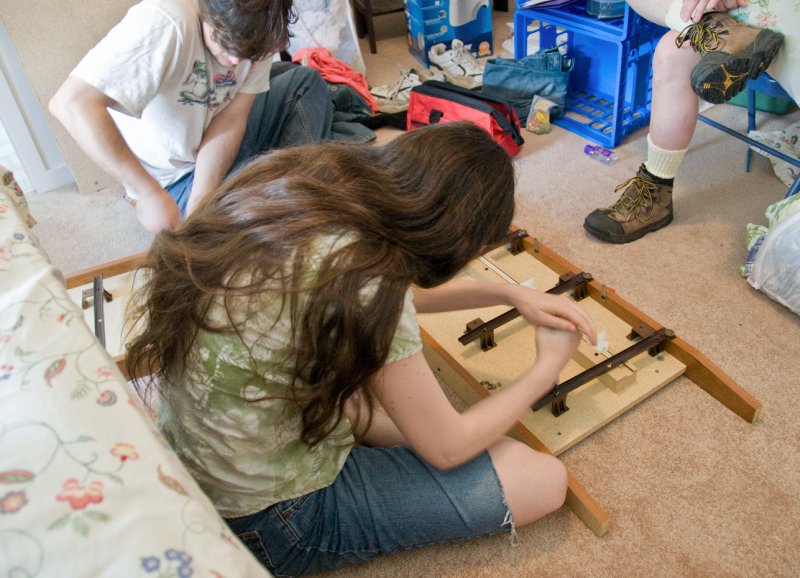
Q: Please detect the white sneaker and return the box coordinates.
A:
[428,39,484,89]
[370,68,445,113]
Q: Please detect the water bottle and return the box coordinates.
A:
[584,144,618,165]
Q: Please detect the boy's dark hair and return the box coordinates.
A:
[199,0,296,61]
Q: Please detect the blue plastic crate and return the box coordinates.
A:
[514,9,666,148]
[514,0,652,41]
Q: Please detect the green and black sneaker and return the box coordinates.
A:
[675,12,783,104]
[584,165,674,244]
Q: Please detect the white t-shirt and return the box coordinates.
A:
[71,0,272,196]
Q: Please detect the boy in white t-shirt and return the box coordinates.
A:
[50,0,333,233]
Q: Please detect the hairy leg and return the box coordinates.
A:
[487,436,568,527]
[650,31,702,150]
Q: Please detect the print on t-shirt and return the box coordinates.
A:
[179,60,237,110]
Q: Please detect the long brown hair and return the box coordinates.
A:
[126,122,515,445]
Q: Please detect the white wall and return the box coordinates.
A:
[0,21,72,193]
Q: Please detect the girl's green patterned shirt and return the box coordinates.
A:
[156,234,423,518]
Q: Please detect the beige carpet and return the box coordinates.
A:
[19,10,800,578]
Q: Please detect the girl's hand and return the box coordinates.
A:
[534,326,583,379]
[507,285,597,346]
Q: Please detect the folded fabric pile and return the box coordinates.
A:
[480,46,574,124]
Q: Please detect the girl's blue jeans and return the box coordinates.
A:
[482,46,574,122]
[225,445,511,577]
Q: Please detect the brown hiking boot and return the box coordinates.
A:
[675,12,783,104]
[584,165,673,243]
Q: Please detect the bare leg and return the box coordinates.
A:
[583,29,696,242]
[583,0,782,243]
[487,436,568,527]
[649,31,702,151]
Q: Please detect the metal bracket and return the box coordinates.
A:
[465,318,496,351]
[459,272,594,349]
[82,275,110,349]
[81,284,112,310]
[560,271,592,301]
[508,229,527,255]
[481,229,530,256]
[532,326,676,417]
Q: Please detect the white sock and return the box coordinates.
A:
[644,134,687,180]
[665,0,692,30]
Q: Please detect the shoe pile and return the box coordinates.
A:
[369,68,445,113]
[428,39,485,89]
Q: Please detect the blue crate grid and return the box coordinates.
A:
[515,0,655,41]
[514,4,667,148]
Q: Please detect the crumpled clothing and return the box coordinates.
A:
[293,47,378,113]
[481,46,574,123]
[328,83,376,143]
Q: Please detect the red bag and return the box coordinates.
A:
[407,80,525,157]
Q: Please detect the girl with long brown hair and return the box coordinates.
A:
[127,122,595,576]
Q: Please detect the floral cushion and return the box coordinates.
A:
[0,168,271,577]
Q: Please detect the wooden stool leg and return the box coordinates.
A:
[354,10,367,38]
[365,0,377,54]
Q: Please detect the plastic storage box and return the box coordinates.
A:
[406,0,494,67]
[514,1,667,147]
[515,0,658,40]
[728,88,796,115]
[585,0,625,20]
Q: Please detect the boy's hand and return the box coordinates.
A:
[135,190,180,232]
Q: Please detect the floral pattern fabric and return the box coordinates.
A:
[731,0,800,102]
[0,167,271,577]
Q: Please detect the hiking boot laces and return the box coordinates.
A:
[675,14,727,54]
[610,176,657,223]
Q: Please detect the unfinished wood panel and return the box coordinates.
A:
[65,252,145,289]
[419,247,686,456]
[511,232,762,423]
[421,334,610,536]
